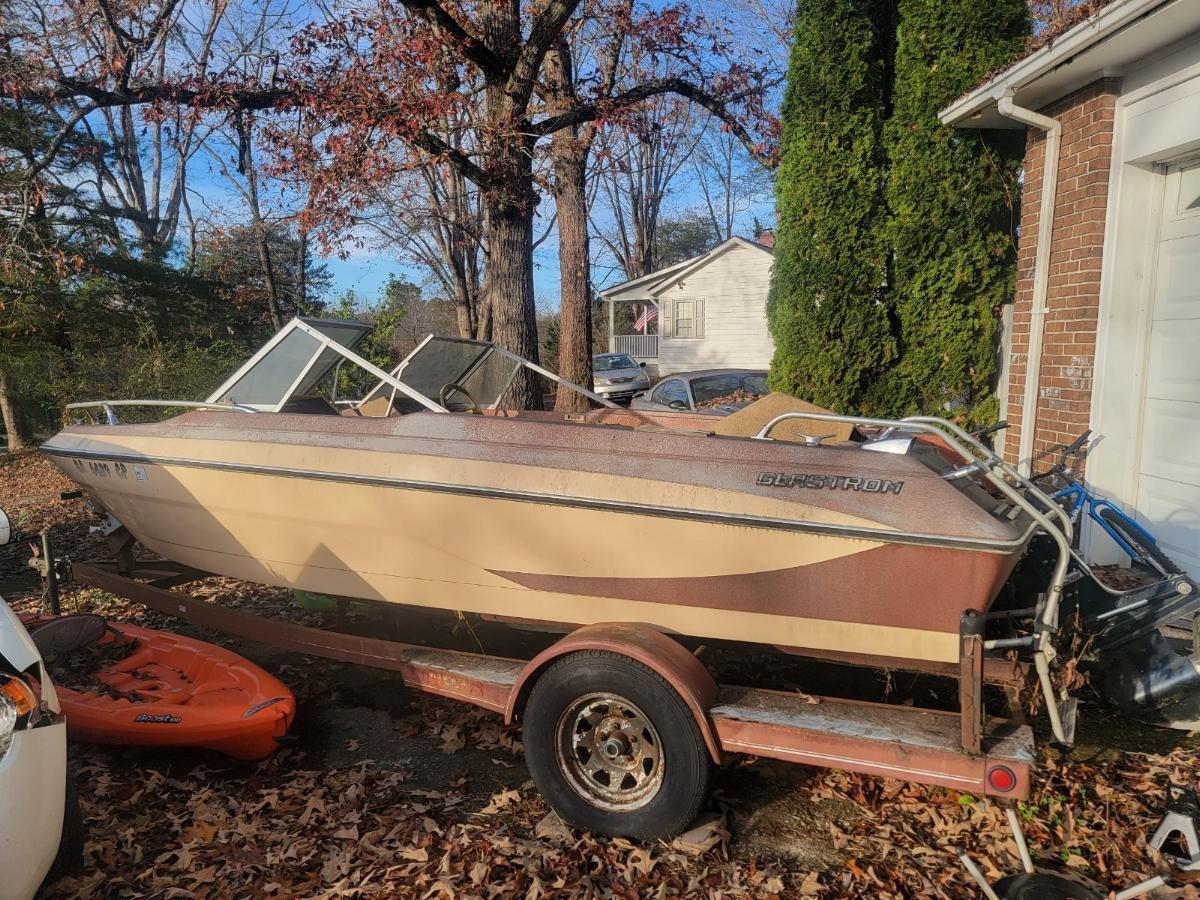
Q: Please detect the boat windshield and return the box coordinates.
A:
[208,318,373,410]
[361,336,522,412]
[205,317,611,415]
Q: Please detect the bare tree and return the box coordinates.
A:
[353,160,487,341]
[591,93,706,281]
[692,122,774,242]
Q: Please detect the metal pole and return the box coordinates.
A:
[41,530,60,615]
[960,609,985,754]
[1005,804,1036,874]
[955,849,1001,900]
[1113,876,1168,900]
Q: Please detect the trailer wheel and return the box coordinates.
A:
[993,872,1102,899]
[522,650,710,839]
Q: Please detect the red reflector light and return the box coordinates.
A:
[987,765,1017,793]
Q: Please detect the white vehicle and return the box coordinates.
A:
[0,507,83,899]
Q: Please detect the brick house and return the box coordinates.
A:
[940,0,1200,576]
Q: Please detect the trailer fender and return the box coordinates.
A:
[505,623,722,763]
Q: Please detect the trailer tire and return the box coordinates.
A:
[522,650,710,839]
[993,871,1102,899]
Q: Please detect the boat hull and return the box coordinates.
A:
[43,412,1029,665]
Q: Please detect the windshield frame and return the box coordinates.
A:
[206,318,618,415]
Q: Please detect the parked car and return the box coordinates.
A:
[591,352,651,404]
[630,369,770,415]
[0,507,83,900]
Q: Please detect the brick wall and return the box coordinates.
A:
[1005,78,1120,469]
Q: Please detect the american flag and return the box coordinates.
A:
[633,304,658,332]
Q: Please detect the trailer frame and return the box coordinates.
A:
[69,557,1037,803]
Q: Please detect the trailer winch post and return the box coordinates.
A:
[960,609,985,754]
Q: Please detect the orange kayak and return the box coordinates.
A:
[23,615,295,761]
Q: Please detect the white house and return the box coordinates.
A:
[600,236,775,375]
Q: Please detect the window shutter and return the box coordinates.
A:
[695,298,705,339]
[661,298,673,339]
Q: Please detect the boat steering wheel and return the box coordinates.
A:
[439,382,481,414]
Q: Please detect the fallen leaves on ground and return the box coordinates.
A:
[4,452,1200,898]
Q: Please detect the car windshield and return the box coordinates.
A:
[594,355,638,372]
[690,373,769,407]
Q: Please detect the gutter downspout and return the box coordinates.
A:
[997,93,1062,475]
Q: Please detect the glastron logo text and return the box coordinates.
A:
[757,473,904,495]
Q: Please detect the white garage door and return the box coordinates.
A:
[1137,161,1200,577]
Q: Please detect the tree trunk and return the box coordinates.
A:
[237,116,284,330]
[295,225,308,313]
[483,186,542,409]
[546,46,593,412]
[551,151,592,411]
[476,0,541,409]
[0,364,32,451]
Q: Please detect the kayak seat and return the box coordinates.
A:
[27,614,108,657]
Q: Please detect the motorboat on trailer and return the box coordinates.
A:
[42,317,1042,657]
[39,316,1200,746]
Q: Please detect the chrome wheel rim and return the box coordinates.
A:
[555,692,664,811]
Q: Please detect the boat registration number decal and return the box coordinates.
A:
[757,472,904,495]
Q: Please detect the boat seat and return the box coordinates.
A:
[354,396,400,418]
[712,393,853,444]
[27,614,108,657]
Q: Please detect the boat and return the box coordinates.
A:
[23,613,295,760]
[39,317,1049,671]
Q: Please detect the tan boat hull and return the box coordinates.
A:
[44,411,1028,664]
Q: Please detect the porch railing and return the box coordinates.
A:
[613,333,659,359]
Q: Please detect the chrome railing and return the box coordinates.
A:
[67,400,257,425]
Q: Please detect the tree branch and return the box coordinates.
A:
[395,0,509,79]
[510,0,582,101]
[533,76,776,168]
[38,77,505,193]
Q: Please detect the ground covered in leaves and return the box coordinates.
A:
[3,452,1200,898]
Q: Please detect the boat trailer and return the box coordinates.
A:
[67,557,1035,802]
[29,554,1193,897]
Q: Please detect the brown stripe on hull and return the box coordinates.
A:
[491,542,1018,634]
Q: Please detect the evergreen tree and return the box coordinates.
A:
[767,0,898,414]
[881,0,1027,424]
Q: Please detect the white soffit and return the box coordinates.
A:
[940,0,1197,128]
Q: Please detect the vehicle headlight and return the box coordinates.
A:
[0,506,9,546]
[0,673,39,759]
[595,377,610,386]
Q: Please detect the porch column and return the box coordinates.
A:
[607,299,615,353]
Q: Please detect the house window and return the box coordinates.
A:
[675,300,693,338]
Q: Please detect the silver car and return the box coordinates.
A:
[630,369,769,415]
[591,353,652,404]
